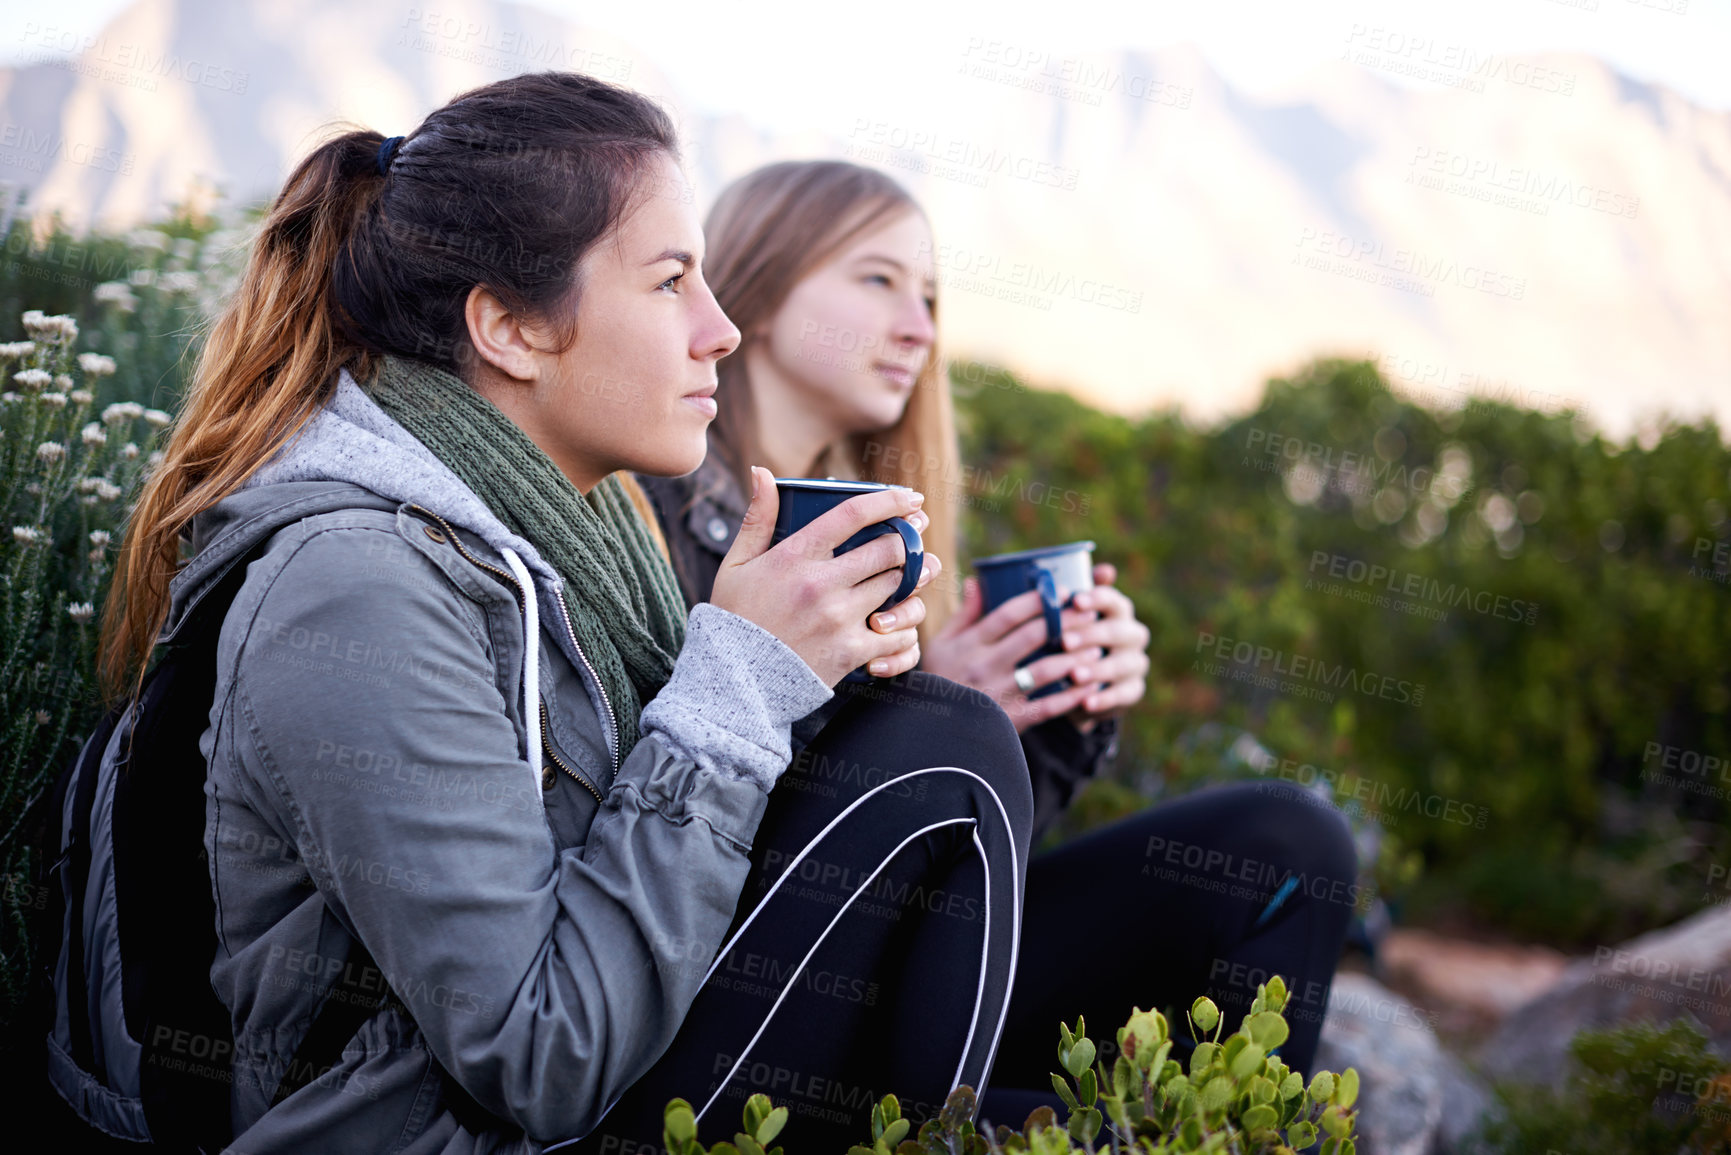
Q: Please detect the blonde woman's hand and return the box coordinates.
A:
[1062,563,1150,731]
[710,467,941,687]
[920,576,1102,733]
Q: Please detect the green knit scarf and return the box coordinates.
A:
[365,355,688,758]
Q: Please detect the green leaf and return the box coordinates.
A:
[1189,996,1220,1035]
[1308,1071,1335,1102]
[1248,1075,1277,1104]
[1287,1120,1318,1148]
[743,1093,773,1138]
[1079,1067,1097,1107]
[1190,1042,1217,1076]
[1247,1011,1290,1052]
[1336,1068,1360,1109]
[1242,1104,1278,1131]
[881,1118,909,1148]
[1066,1106,1102,1145]
[664,1100,697,1146]
[1065,1038,1096,1079]
[1199,1075,1234,1114]
[1230,1043,1265,1081]
[732,1134,765,1155]
[1280,1071,1304,1100]
[1264,975,1288,1011]
[1050,1073,1080,1113]
[1023,1106,1057,1133]
[755,1106,788,1146]
[1321,1105,1349,1138]
[880,1094,901,1124]
[1112,1054,1139,1099]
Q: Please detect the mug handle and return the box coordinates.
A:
[1035,568,1064,648]
[874,517,925,613]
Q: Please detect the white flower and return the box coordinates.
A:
[36,441,66,463]
[68,602,95,624]
[120,443,139,460]
[129,268,157,288]
[1,392,18,403]
[77,478,100,493]
[93,282,138,313]
[22,310,77,343]
[54,374,72,390]
[126,228,172,252]
[77,353,117,377]
[70,389,94,404]
[81,423,107,447]
[80,495,98,507]
[13,368,51,391]
[158,271,200,294]
[35,710,52,726]
[95,480,122,501]
[89,529,111,547]
[102,401,144,423]
[147,450,164,467]
[40,392,69,409]
[0,341,34,359]
[12,525,41,544]
[142,408,171,427]
[171,237,198,262]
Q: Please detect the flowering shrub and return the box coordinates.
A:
[664,980,1361,1154]
[0,310,168,1017]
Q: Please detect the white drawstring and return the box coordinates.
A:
[500,548,541,782]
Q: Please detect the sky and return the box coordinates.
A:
[3,0,1729,122]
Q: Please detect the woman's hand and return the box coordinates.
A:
[710,467,940,686]
[921,577,1103,733]
[1062,563,1151,731]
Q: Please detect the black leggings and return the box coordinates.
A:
[566,680,1355,1152]
[565,672,1034,1154]
[979,778,1359,1129]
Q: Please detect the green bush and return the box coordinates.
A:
[0,312,169,1020]
[664,979,1360,1154]
[950,359,1731,946]
[1466,1018,1731,1155]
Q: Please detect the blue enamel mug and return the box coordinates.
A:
[973,541,1096,698]
[772,478,925,681]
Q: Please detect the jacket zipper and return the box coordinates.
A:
[406,504,620,786]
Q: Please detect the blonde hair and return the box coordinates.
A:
[703,161,959,639]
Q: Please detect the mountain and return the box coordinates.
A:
[3,0,1728,438]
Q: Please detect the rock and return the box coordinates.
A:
[1379,928,1569,1035]
[1481,904,1731,1087]
[1314,971,1496,1155]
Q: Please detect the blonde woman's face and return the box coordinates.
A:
[757,210,937,435]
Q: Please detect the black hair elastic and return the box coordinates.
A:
[376,135,405,176]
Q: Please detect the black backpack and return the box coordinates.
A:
[37,535,500,1151]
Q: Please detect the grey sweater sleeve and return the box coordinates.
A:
[640,602,834,791]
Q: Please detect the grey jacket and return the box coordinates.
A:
[638,451,1118,842]
[184,371,833,1153]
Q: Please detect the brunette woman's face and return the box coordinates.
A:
[755,209,937,436]
[485,153,740,489]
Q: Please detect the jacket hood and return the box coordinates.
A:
[166,366,596,772]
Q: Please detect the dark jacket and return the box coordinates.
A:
[637,450,1119,842]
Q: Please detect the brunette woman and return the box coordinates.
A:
[637,161,1358,1117]
[89,81,1030,1154]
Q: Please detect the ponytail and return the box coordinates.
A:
[100,131,384,703]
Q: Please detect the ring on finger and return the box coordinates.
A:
[1013,666,1037,694]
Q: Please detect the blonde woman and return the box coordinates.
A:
[639,161,1357,1116]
